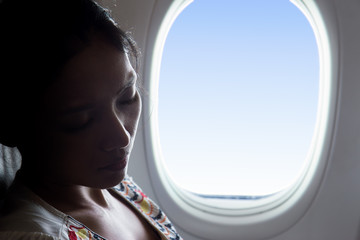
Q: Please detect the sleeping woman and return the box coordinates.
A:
[0,0,182,239]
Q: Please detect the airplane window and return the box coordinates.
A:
[158,0,319,197]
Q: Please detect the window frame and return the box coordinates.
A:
[141,0,339,238]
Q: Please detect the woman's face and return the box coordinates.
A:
[27,38,142,188]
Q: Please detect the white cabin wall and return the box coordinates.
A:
[270,0,360,239]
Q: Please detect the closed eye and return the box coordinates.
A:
[116,85,139,107]
[61,118,94,133]
[58,112,94,133]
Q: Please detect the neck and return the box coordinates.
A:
[17,169,111,213]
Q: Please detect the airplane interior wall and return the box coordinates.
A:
[98,0,360,239]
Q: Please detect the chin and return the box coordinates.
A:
[84,170,127,189]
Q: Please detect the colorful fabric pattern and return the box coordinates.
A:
[65,176,182,240]
[116,177,182,240]
[68,224,104,240]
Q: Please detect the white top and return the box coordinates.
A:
[0,176,182,240]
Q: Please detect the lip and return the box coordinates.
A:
[99,158,127,172]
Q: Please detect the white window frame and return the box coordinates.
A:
[141,0,339,238]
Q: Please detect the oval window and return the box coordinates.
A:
[158,0,319,197]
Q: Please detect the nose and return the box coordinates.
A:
[100,111,131,152]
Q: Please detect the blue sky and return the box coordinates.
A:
[158,0,319,196]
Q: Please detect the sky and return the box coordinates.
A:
[158,0,319,196]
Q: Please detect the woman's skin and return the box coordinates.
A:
[18,35,158,240]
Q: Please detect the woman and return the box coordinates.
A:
[0,0,182,239]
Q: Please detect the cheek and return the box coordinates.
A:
[40,133,101,185]
[56,133,96,156]
[125,97,142,133]
[39,130,97,169]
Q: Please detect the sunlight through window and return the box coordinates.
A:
[158,0,319,197]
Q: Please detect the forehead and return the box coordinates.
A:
[44,39,136,109]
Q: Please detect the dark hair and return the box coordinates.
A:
[0,0,139,147]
